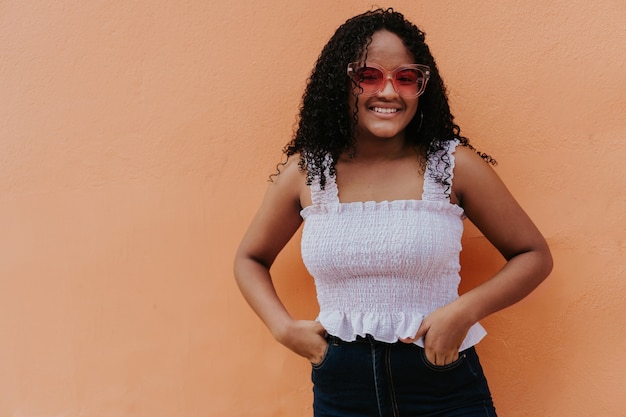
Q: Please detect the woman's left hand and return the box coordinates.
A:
[400,303,472,366]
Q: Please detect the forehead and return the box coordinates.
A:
[363,30,415,65]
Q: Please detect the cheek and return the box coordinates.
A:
[405,99,419,119]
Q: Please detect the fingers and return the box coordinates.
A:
[314,322,328,338]
[425,349,459,366]
[309,338,329,365]
[304,321,329,363]
[281,320,330,363]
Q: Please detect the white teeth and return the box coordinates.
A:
[372,107,399,114]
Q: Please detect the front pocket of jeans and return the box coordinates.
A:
[419,348,466,372]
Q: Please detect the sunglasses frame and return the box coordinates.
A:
[347,62,431,98]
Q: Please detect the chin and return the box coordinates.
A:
[367,129,404,140]
[360,121,409,139]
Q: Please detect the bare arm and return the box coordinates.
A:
[233,158,327,363]
[453,146,553,321]
[410,146,553,365]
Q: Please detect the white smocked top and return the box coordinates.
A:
[300,140,486,351]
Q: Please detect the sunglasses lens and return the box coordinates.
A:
[394,68,424,96]
[352,67,384,94]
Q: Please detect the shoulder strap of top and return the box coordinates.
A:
[308,153,339,205]
[422,139,460,202]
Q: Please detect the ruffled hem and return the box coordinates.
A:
[301,199,465,219]
[317,310,487,351]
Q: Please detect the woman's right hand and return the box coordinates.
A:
[275,320,328,364]
[233,158,329,364]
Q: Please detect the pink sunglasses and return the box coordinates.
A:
[347,62,430,97]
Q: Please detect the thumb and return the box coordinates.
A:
[414,320,430,341]
[400,321,430,344]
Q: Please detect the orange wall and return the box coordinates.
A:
[1,1,624,416]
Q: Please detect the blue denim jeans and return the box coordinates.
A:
[312,335,497,417]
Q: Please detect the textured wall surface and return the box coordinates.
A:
[1,1,625,416]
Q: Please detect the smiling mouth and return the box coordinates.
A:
[371,107,399,114]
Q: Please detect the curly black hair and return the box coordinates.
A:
[281,8,495,190]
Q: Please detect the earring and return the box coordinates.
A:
[416,110,424,133]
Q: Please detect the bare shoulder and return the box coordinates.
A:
[273,154,305,181]
[236,154,308,267]
[451,144,502,206]
[453,144,496,175]
[269,154,309,208]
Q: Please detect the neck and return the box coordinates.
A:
[346,134,410,163]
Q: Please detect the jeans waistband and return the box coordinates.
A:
[329,334,394,345]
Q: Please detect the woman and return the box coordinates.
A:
[234,8,552,417]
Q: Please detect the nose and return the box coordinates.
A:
[378,74,398,96]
